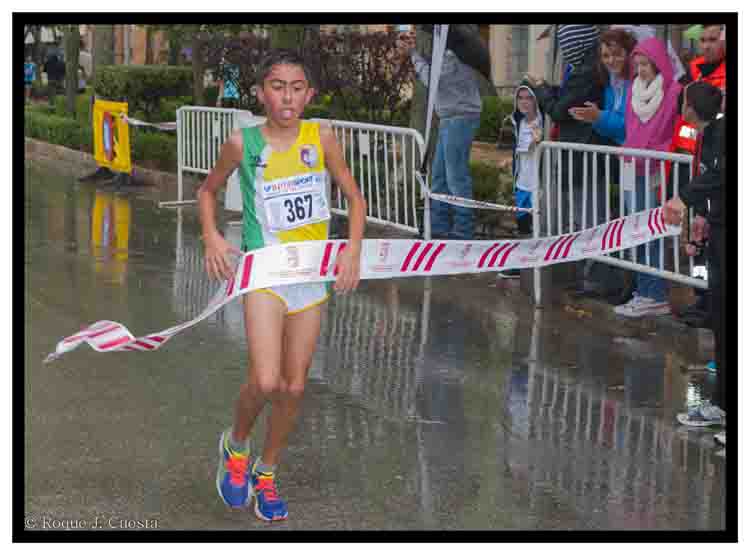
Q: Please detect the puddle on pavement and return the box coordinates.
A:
[25,159,726,530]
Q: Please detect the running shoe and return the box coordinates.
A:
[676,402,726,427]
[705,360,717,373]
[714,431,726,445]
[251,461,288,522]
[614,295,671,318]
[215,428,252,509]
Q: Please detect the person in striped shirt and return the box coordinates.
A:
[197,50,366,522]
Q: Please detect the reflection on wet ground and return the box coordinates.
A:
[25,160,726,530]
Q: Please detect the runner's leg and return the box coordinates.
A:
[233,291,287,443]
[261,303,323,465]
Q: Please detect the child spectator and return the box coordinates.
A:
[614,37,682,318]
[511,84,544,236]
[497,84,544,280]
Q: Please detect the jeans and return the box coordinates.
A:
[708,226,725,410]
[624,176,667,302]
[430,116,480,239]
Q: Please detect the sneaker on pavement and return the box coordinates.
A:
[251,462,288,522]
[705,360,717,373]
[614,295,671,318]
[676,402,726,427]
[714,431,726,445]
[216,428,252,509]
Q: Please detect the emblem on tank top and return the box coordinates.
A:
[300,145,318,168]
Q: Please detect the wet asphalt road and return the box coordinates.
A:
[24,159,726,531]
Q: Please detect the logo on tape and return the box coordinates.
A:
[378,242,391,263]
[286,246,300,269]
[459,244,473,260]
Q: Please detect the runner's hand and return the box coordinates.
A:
[333,244,361,293]
[203,232,241,281]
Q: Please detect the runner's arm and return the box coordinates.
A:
[320,123,366,292]
[197,130,244,280]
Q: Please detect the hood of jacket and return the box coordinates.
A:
[511,85,544,137]
[631,37,675,86]
[623,37,683,170]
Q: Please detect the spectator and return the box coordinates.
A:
[79,39,92,93]
[614,37,682,318]
[498,83,544,280]
[664,82,725,438]
[526,25,606,293]
[568,28,637,301]
[510,83,544,236]
[216,58,241,109]
[24,56,36,104]
[570,28,636,147]
[399,31,482,240]
[690,24,726,90]
[669,24,726,326]
[527,25,604,224]
[43,52,66,108]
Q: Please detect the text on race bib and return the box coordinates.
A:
[261,172,331,232]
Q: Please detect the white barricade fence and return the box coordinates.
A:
[310,119,427,236]
[169,110,427,237]
[161,106,263,208]
[531,141,701,305]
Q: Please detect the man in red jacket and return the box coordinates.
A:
[670,25,725,161]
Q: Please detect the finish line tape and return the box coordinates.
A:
[428,192,534,214]
[120,115,177,132]
[416,172,533,214]
[44,207,678,363]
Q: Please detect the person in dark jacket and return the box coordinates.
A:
[664,82,726,440]
[43,52,66,107]
[526,25,607,290]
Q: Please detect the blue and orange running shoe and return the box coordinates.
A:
[251,461,288,522]
[215,428,252,509]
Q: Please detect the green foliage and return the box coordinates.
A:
[477,96,514,143]
[93,65,192,118]
[53,89,93,123]
[130,128,178,170]
[25,108,177,173]
[24,110,93,152]
[303,104,332,120]
[470,162,514,206]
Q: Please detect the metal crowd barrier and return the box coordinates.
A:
[311,119,427,237]
[168,107,427,237]
[163,106,261,209]
[531,142,702,306]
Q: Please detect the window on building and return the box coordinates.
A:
[510,25,529,83]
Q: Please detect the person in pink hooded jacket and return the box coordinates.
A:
[614,37,683,318]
